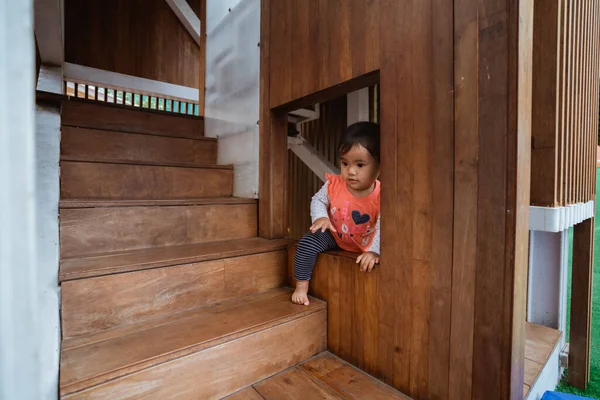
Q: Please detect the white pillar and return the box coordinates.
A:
[0,1,42,400]
[528,230,569,331]
[347,87,370,126]
[35,103,61,400]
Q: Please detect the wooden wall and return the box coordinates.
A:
[287,247,381,371]
[260,1,533,399]
[531,0,600,207]
[64,0,202,88]
[287,96,347,240]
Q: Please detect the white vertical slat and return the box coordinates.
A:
[0,1,41,400]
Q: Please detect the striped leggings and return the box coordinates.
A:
[293,230,339,281]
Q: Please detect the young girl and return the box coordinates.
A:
[292,122,380,306]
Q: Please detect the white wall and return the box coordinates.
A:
[205,0,260,198]
[0,0,42,399]
[35,103,61,400]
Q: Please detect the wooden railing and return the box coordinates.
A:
[531,0,600,207]
[63,63,201,117]
[65,80,200,116]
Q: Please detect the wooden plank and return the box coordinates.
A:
[61,289,289,351]
[574,0,582,203]
[563,0,574,204]
[409,0,435,396]
[61,100,204,139]
[60,155,230,169]
[59,197,255,209]
[59,204,257,258]
[61,127,217,165]
[592,0,600,198]
[198,0,206,116]
[61,250,287,338]
[524,358,543,387]
[62,305,327,398]
[569,217,594,389]
[258,0,287,239]
[376,0,399,388]
[352,261,365,369]
[300,353,411,400]
[582,0,591,201]
[60,237,288,281]
[558,0,568,205]
[222,387,265,400]
[254,368,340,400]
[450,0,479,397]
[526,322,563,347]
[506,0,534,398]
[531,0,560,206]
[60,161,232,200]
[428,0,454,396]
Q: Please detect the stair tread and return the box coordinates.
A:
[60,288,326,396]
[61,155,233,170]
[59,237,289,281]
[235,352,412,400]
[60,197,257,208]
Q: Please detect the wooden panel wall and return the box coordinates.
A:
[261,0,533,399]
[65,0,201,88]
[287,247,381,372]
[287,96,347,240]
[531,0,600,207]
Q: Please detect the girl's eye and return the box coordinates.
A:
[357,164,365,168]
[341,162,348,167]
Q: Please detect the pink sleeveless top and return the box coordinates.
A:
[326,173,380,253]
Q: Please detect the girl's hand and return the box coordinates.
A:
[310,217,337,233]
[356,251,379,272]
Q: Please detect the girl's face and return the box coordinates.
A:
[339,144,380,196]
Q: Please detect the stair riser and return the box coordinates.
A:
[61,161,233,200]
[62,127,217,165]
[61,250,287,338]
[62,101,204,139]
[62,311,327,399]
[60,204,257,258]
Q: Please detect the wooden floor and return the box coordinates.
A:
[523,322,563,397]
[223,352,411,400]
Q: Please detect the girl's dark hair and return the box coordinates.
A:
[338,122,380,163]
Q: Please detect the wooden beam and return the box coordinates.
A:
[165,0,201,46]
[63,63,199,102]
[34,0,63,66]
[569,217,594,389]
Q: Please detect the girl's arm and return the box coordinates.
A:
[367,214,381,255]
[310,181,330,223]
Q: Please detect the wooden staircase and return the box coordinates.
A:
[57,100,327,399]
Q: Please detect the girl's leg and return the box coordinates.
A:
[292,229,339,305]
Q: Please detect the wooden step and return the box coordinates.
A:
[61,126,217,165]
[59,202,257,258]
[61,245,289,338]
[60,160,233,200]
[60,288,327,399]
[232,352,411,400]
[62,99,204,139]
[61,155,231,169]
[60,197,256,209]
[60,237,288,280]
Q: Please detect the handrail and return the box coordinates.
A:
[63,63,200,116]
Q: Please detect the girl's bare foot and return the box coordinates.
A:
[292,281,310,305]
